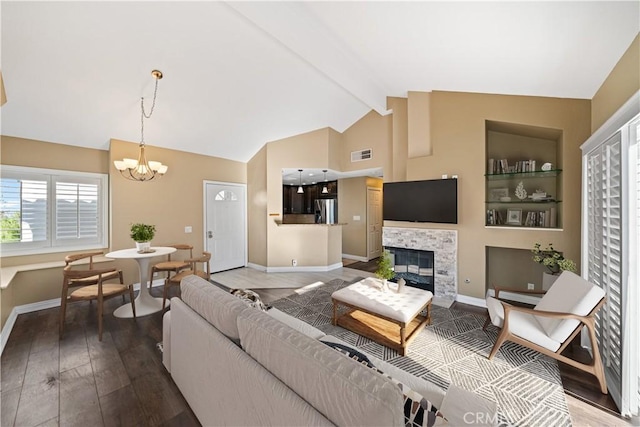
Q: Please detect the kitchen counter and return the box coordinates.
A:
[274,221,346,227]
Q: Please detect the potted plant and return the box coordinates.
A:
[375,250,396,291]
[531,243,577,290]
[130,223,156,252]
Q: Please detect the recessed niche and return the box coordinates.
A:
[485,246,548,292]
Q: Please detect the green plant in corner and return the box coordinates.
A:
[130,223,156,243]
[375,250,396,281]
[531,243,577,274]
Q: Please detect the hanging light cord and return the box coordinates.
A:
[140,73,160,146]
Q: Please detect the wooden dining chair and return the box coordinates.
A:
[162,251,211,309]
[60,251,136,341]
[149,244,193,289]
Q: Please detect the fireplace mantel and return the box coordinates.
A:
[382,227,457,299]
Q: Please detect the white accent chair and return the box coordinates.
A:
[484,271,608,394]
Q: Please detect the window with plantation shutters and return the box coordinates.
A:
[0,166,107,256]
[582,92,639,418]
[586,132,623,395]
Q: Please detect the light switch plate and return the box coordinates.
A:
[184,226,192,233]
[353,215,361,221]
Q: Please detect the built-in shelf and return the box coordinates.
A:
[485,169,562,180]
[485,200,562,204]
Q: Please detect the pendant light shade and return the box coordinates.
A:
[322,169,329,194]
[297,169,304,193]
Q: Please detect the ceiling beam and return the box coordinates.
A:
[226,1,391,116]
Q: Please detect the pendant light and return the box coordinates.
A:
[322,170,329,194]
[113,70,168,181]
[297,169,304,194]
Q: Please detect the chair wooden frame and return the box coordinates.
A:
[163,251,211,309]
[60,251,136,341]
[149,244,193,289]
[484,286,608,394]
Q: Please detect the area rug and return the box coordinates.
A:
[270,278,572,427]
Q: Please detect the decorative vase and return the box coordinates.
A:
[396,278,406,294]
[136,241,151,252]
[515,181,527,200]
[542,272,559,291]
[382,279,388,292]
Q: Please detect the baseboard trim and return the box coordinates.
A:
[1,297,61,355]
[342,254,368,262]
[247,263,267,272]
[266,262,343,273]
[455,294,487,308]
[1,308,18,355]
[1,280,165,355]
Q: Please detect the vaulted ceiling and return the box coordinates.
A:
[2,1,638,162]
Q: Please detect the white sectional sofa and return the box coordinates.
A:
[162,275,496,426]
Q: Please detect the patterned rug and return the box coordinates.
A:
[270,278,572,427]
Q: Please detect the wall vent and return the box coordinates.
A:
[351,148,372,162]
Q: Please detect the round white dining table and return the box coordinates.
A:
[106,246,177,318]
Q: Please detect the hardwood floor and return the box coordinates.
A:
[1,290,199,427]
[1,266,632,426]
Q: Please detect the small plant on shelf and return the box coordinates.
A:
[130,223,156,243]
[531,243,576,274]
[375,250,396,282]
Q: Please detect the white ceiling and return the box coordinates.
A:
[2,2,638,163]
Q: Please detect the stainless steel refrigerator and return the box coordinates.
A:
[315,199,337,224]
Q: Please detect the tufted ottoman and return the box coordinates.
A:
[332,279,433,356]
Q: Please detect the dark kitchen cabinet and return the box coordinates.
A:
[283,181,338,214]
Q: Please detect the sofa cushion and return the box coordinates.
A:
[180,275,249,342]
[267,308,326,340]
[237,308,405,426]
[320,335,446,409]
[319,337,445,427]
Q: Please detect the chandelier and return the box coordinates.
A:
[114,70,168,181]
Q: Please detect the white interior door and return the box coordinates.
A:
[367,187,382,260]
[205,182,246,273]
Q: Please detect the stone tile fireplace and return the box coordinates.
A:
[382,227,457,299]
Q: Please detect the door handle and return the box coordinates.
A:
[208,231,213,238]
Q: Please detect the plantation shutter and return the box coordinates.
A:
[0,175,48,244]
[55,181,99,240]
[586,132,623,397]
[582,96,640,417]
[1,165,107,255]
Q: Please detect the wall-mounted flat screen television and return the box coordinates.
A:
[383,179,458,224]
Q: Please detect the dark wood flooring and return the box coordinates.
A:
[2,275,626,426]
[1,287,199,427]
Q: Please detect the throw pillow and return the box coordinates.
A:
[229,289,270,312]
[388,376,447,427]
[322,341,377,369]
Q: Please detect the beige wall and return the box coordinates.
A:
[340,110,392,175]
[109,139,245,282]
[592,34,640,132]
[388,97,408,182]
[401,92,590,299]
[265,128,340,268]
[247,145,268,266]
[0,136,113,326]
[408,91,432,158]
[339,177,383,259]
[0,136,245,328]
